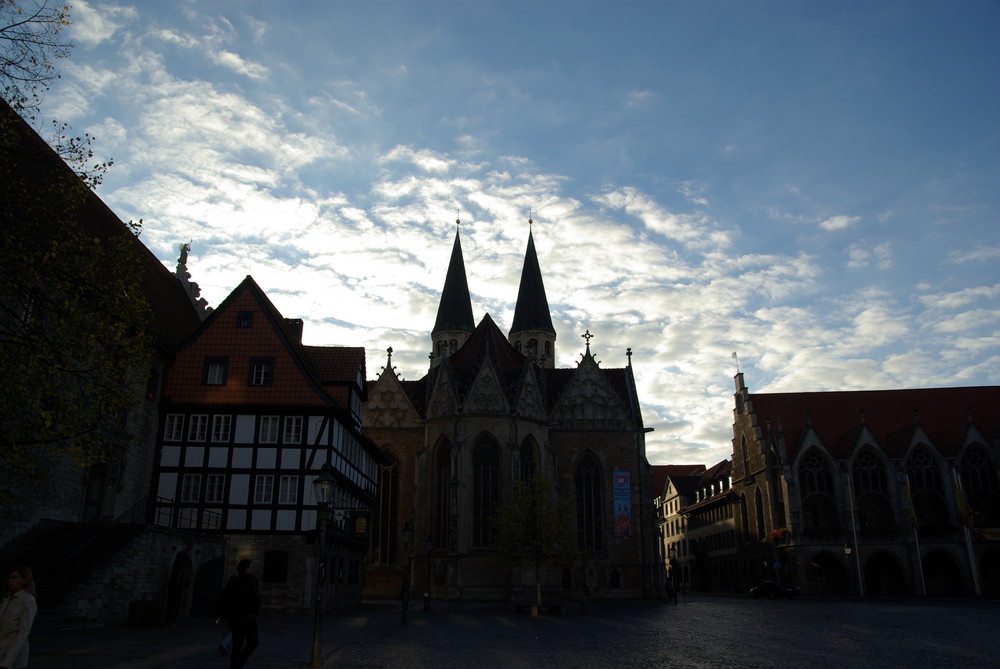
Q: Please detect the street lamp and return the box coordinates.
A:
[310,463,335,667]
[400,521,413,624]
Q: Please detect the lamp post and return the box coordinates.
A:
[843,543,853,595]
[400,521,413,624]
[310,463,335,668]
[423,535,433,613]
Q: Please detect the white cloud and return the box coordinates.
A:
[819,214,860,231]
[209,50,268,79]
[846,240,892,270]
[71,1,133,47]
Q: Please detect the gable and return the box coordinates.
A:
[164,284,333,406]
[464,359,509,414]
[550,355,633,430]
[363,368,421,429]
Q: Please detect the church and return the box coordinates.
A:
[362,222,659,602]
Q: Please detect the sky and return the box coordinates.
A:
[41,0,1000,467]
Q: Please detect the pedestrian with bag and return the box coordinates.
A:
[216,559,260,669]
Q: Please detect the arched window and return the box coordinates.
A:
[906,446,950,532]
[736,493,747,542]
[799,448,840,534]
[741,436,749,478]
[472,437,500,547]
[544,341,552,359]
[371,451,399,566]
[852,447,893,534]
[961,444,1000,526]
[435,441,451,549]
[575,453,603,551]
[755,488,766,541]
[519,439,536,481]
[527,338,538,357]
[450,339,457,355]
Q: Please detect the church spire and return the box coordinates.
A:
[431,219,475,367]
[509,218,556,368]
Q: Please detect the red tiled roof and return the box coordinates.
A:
[748,386,1000,460]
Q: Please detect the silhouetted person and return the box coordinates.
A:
[217,559,260,669]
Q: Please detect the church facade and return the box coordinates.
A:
[362,225,658,602]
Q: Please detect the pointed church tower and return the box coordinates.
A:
[431,221,475,368]
[509,219,556,368]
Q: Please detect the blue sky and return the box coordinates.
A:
[47,0,1000,466]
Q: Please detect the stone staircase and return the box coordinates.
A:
[0,518,145,627]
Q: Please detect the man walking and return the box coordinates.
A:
[217,559,260,669]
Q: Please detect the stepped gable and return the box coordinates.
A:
[749,386,1000,461]
[0,98,201,349]
[443,313,526,407]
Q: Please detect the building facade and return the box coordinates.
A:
[731,372,1000,596]
[363,225,657,602]
[152,276,380,616]
[654,462,737,594]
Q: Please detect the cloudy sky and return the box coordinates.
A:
[44,0,1000,466]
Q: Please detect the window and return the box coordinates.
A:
[435,441,451,550]
[206,474,225,503]
[249,358,274,386]
[188,415,208,442]
[575,452,603,551]
[164,414,184,441]
[262,551,288,583]
[472,437,500,548]
[203,357,228,385]
[283,416,303,444]
[519,439,536,481]
[279,475,298,504]
[236,311,253,328]
[181,474,201,503]
[372,451,400,566]
[212,415,232,443]
[259,416,279,444]
[254,475,274,504]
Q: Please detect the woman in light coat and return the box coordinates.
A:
[0,567,37,669]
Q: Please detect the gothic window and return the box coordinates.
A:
[852,447,893,534]
[739,494,749,541]
[755,488,766,541]
[741,436,749,478]
[544,341,552,358]
[450,339,457,355]
[527,338,538,357]
[906,446,950,532]
[519,439,536,481]
[473,437,500,548]
[798,449,839,533]
[371,451,399,566]
[435,441,451,549]
[575,452,603,551]
[961,444,1000,526]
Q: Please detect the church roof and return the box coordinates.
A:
[748,385,1000,460]
[432,227,475,335]
[443,313,527,404]
[510,229,555,335]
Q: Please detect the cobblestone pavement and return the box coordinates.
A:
[30,595,1000,668]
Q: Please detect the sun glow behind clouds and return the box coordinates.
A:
[51,1,1000,465]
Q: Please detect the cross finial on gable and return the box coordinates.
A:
[582,329,593,353]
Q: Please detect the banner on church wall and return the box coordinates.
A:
[613,470,631,537]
